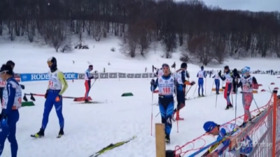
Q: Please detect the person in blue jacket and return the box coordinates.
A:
[0,64,22,157]
[202,121,253,157]
[150,63,175,143]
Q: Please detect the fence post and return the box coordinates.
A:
[155,123,166,157]
[272,90,278,157]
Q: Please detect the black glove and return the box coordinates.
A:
[20,84,25,90]
[218,70,222,77]
[45,90,48,99]
[190,81,195,86]
[150,79,155,85]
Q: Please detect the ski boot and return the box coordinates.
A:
[31,128,44,138]
[57,128,64,138]
[175,111,184,121]
[165,134,170,144]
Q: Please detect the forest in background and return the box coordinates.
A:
[0,0,280,65]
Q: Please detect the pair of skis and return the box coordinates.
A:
[89,136,136,157]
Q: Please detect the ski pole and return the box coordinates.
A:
[253,97,261,113]
[210,80,214,94]
[151,91,154,136]
[185,85,193,97]
[192,83,197,98]
[215,94,218,108]
[155,111,160,117]
[234,88,238,126]
[205,77,207,96]
[24,93,79,100]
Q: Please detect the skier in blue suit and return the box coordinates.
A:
[31,57,68,138]
[0,64,22,157]
[150,64,175,143]
[197,66,207,96]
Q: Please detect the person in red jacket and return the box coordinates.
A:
[84,65,94,102]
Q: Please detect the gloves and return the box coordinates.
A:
[218,70,222,77]
[150,79,155,85]
[55,95,61,102]
[190,81,195,86]
[45,90,48,99]
[20,84,25,90]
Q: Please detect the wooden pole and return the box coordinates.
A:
[155,123,166,157]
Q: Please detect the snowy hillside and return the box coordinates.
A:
[0,38,279,157]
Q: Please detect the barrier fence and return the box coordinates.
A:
[18,72,155,82]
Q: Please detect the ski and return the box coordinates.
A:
[189,139,223,157]
[30,134,43,138]
[89,136,136,157]
[57,134,63,138]
[77,101,101,104]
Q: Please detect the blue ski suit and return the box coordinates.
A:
[0,77,21,157]
[151,74,175,136]
[41,70,68,130]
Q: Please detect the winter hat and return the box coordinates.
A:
[201,66,204,70]
[203,121,217,132]
[0,64,13,75]
[181,62,187,68]
[224,65,229,70]
[241,66,250,75]
[162,63,169,68]
[47,57,57,72]
[6,60,15,69]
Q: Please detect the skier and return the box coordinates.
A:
[31,57,68,138]
[212,71,220,95]
[0,64,22,157]
[150,63,175,143]
[0,60,15,104]
[84,65,94,102]
[173,63,194,120]
[0,74,4,104]
[197,66,207,97]
[237,66,258,126]
[219,66,233,109]
[232,68,241,94]
[202,121,253,157]
[5,60,25,90]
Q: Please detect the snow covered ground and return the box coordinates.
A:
[0,38,279,157]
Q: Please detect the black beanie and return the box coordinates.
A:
[0,64,13,75]
[181,62,187,68]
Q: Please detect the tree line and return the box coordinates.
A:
[0,0,280,65]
